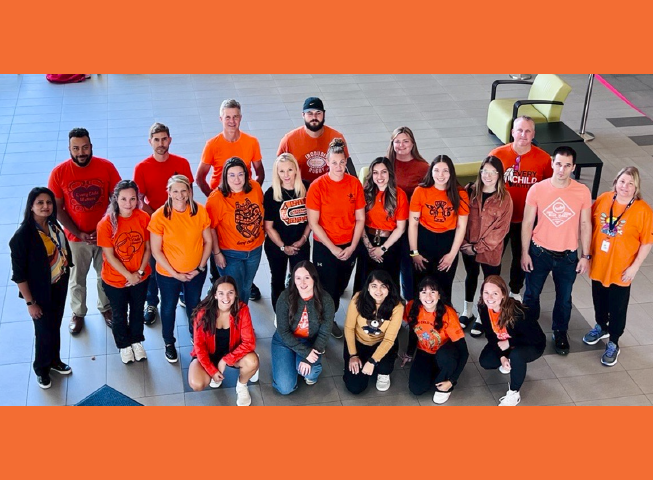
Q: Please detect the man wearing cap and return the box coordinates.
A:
[277,97,350,184]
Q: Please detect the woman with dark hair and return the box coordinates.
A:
[264,153,311,312]
[387,126,429,302]
[271,261,335,394]
[188,276,258,406]
[97,180,152,364]
[206,157,265,305]
[407,277,468,404]
[343,270,404,394]
[307,138,365,338]
[458,156,513,336]
[148,174,212,363]
[478,275,545,406]
[355,157,408,291]
[409,155,469,302]
[10,187,73,389]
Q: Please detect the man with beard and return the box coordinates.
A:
[48,128,121,334]
[134,123,194,325]
[488,116,553,302]
[277,97,350,184]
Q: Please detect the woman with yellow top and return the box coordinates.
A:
[344,270,404,394]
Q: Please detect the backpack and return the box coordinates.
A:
[45,74,88,84]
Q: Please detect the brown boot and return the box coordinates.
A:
[101,309,113,329]
[69,315,85,334]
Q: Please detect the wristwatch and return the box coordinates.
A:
[26,300,36,306]
[381,246,387,253]
[196,265,206,273]
[581,254,592,260]
[280,245,285,252]
[410,250,420,257]
[137,270,145,276]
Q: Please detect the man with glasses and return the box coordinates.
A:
[489,116,553,301]
[277,97,350,184]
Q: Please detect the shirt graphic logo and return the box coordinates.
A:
[115,230,144,262]
[68,179,104,212]
[504,168,537,188]
[542,197,576,227]
[427,201,453,223]
[234,198,262,241]
[600,212,625,237]
[305,151,327,175]
[280,198,307,227]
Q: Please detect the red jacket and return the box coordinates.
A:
[463,189,513,267]
[190,302,256,377]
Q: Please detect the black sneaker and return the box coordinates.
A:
[553,330,570,355]
[250,283,262,301]
[143,305,158,326]
[178,292,186,308]
[331,321,344,339]
[37,375,52,389]
[459,314,475,330]
[165,344,178,363]
[50,362,72,375]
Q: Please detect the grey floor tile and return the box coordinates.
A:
[68,314,109,358]
[259,376,341,406]
[545,350,625,377]
[489,378,573,406]
[0,362,30,406]
[626,368,653,394]
[575,395,651,406]
[419,385,497,407]
[185,384,263,406]
[65,355,107,405]
[106,353,146,400]
[0,321,34,365]
[143,348,184,396]
[137,393,186,406]
[558,371,643,402]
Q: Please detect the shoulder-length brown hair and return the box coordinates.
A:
[469,156,508,204]
[477,275,525,329]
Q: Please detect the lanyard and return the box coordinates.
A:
[608,194,635,234]
[37,222,67,262]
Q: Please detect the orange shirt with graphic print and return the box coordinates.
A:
[488,308,511,341]
[410,186,470,233]
[366,187,409,231]
[405,302,464,354]
[97,209,152,288]
[590,192,653,287]
[294,304,310,339]
[201,132,262,191]
[205,181,265,252]
[148,204,211,277]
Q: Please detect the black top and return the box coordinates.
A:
[263,180,310,246]
[478,304,546,358]
[481,191,493,209]
[210,328,231,366]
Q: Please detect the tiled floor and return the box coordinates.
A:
[1,74,653,406]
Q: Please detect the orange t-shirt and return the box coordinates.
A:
[488,308,511,341]
[590,192,653,287]
[294,305,310,339]
[147,204,211,277]
[277,126,349,183]
[410,186,470,233]
[201,132,262,190]
[205,181,265,252]
[405,302,464,354]
[306,173,366,245]
[48,157,122,242]
[490,144,553,223]
[133,154,194,211]
[366,187,409,231]
[97,209,152,288]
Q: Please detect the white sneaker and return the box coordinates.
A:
[432,389,452,405]
[209,379,222,389]
[376,374,391,392]
[499,364,511,374]
[131,343,147,362]
[250,369,259,383]
[236,382,252,406]
[499,389,521,406]
[305,378,317,386]
[120,347,135,364]
[509,292,522,302]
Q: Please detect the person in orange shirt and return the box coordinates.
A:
[406,277,469,405]
[97,181,152,365]
[307,138,366,338]
[355,157,408,290]
[133,122,194,326]
[584,167,653,366]
[148,175,212,363]
[206,158,265,306]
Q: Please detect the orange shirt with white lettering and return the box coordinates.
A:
[205,181,265,252]
[488,308,511,341]
[306,174,366,245]
[97,209,152,288]
[366,187,409,231]
[148,204,211,277]
[410,186,470,233]
[294,304,310,339]
[405,302,464,354]
[590,192,653,287]
[201,132,262,190]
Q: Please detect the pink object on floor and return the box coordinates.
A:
[596,74,649,117]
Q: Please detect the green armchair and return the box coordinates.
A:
[487,74,572,144]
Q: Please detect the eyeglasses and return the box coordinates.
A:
[480,170,499,177]
[514,155,522,173]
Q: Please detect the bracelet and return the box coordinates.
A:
[350,354,359,358]
[213,251,221,256]
[410,250,420,257]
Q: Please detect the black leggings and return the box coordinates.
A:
[343,338,399,395]
[354,232,401,293]
[415,226,457,303]
[313,240,358,313]
[591,280,630,345]
[479,344,544,392]
[264,238,310,312]
[409,341,462,396]
[461,252,501,302]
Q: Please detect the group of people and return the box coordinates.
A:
[10,96,652,406]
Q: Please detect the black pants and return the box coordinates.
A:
[103,279,149,349]
[479,344,544,392]
[409,341,460,396]
[33,274,69,377]
[592,280,631,345]
[354,232,401,293]
[415,226,457,303]
[399,232,414,301]
[343,338,399,395]
[502,222,525,295]
[264,238,310,312]
[461,253,501,302]
[313,240,358,313]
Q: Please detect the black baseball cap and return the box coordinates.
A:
[303,97,325,112]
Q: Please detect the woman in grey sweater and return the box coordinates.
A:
[271,261,335,395]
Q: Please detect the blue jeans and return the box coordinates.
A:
[523,242,578,332]
[146,255,159,307]
[218,246,262,305]
[271,331,322,395]
[157,269,207,346]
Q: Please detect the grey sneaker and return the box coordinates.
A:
[583,324,609,345]
[601,341,620,367]
[331,321,343,339]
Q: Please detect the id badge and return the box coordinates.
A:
[601,240,610,253]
